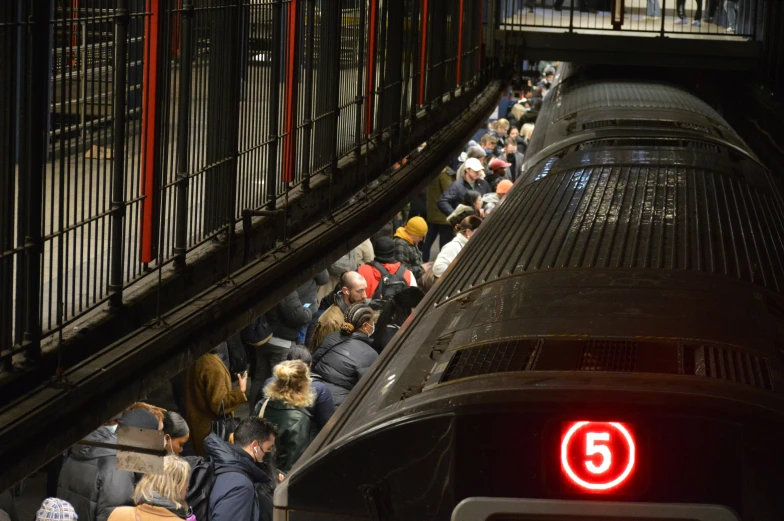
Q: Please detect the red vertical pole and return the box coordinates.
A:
[140,0,160,264]
[282,0,298,183]
[477,0,482,72]
[71,0,79,66]
[364,0,378,135]
[418,0,429,106]
[457,0,464,85]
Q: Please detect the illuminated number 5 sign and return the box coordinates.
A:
[560,421,636,491]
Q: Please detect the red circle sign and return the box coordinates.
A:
[560,421,636,491]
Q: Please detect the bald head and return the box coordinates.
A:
[341,271,368,305]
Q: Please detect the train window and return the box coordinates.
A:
[451,498,740,521]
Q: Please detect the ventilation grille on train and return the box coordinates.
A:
[577,138,720,153]
[570,119,711,134]
[434,338,772,392]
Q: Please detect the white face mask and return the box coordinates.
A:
[105,424,118,434]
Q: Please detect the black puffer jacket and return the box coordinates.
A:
[57,426,136,521]
[267,290,313,342]
[311,332,378,406]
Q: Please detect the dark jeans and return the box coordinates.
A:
[694,0,718,20]
[250,342,290,405]
[423,224,455,262]
[676,0,686,18]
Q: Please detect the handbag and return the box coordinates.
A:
[210,401,241,442]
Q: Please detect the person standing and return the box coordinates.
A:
[309,271,368,351]
[107,456,191,521]
[424,167,456,262]
[437,158,491,218]
[393,217,430,283]
[724,0,739,32]
[432,216,483,279]
[184,350,248,456]
[35,499,78,521]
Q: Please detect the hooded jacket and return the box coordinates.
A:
[426,167,456,226]
[308,295,351,351]
[205,434,271,521]
[437,171,490,217]
[57,426,136,521]
[432,233,470,278]
[393,229,425,281]
[107,494,188,521]
[311,332,378,406]
[257,399,312,473]
[266,290,313,342]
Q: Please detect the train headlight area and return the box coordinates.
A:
[276,63,784,521]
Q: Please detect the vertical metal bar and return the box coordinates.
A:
[173,0,193,269]
[457,0,464,85]
[266,0,282,210]
[300,0,316,189]
[660,0,666,36]
[419,0,429,106]
[364,0,378,136]
[569,0,575,32]
[353,0,366,153]
[140,0,160,265]
[20,0,53,359]
[109,0,129,308]
[282,0,298,184]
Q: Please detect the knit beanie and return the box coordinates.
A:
[404,217,428,238]
[496,180,513,195]
[36,498,78,521]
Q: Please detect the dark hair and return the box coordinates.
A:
[340,303,374,335]
[162,411,189,438]
[376,287,425,333]
[234,417,277,448]
[456,215,483,234]
[462,190,481,208]
[287,345,312,366]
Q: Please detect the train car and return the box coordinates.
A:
[274,65,784,521]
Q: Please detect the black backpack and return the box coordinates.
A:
[185,456,245,521]
[368,261,407,311]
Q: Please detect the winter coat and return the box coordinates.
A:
[317,241,374,302]
[205,434,271,521]
[267,290,313,342]
[107,495,188,521]
[438,177,490,217]
[312,332,378,406]
[308,297,351,351]
[426,167,456,226]
[259,376,335,439]
[432,233,469,278]
[357,261,415,300]
[393,229,425,281]
[257,398,312,473]
[57,426,136,521]
[505,151,525,181]
[372,324,399,354]
[184,354,247,456]
[486,171,511,192]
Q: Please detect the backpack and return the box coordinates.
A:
[368,261,407,311]
[186,456,259,521]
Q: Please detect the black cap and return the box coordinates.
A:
[374,236,396,263]
[121,408,160,430]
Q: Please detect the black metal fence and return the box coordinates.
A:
[497,0,765,38]
[0,0,485,369]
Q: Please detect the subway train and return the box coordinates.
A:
[274,65,784,521]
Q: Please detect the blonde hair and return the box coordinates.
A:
[510,104,525,121]
[521,123,535,140]
[494,118,510,133]
[134,455,191,510]
[264,360,315,408]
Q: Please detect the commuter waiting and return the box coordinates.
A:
[163,411,190,456]
[256,360,314,473]
[107,455,191,521]
[309,271,368,351]
[393,216,431,283]
[312,304,378,406]
[432,216,483,279]
[438,158,490,218]
[372,287,425,354]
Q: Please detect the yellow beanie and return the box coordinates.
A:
[405,216,428,238]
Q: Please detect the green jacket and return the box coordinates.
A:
[260,399,312,473]
[426,167,456,226]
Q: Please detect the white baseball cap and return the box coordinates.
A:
[464,157,484,172]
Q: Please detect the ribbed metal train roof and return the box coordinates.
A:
[551,81,724,122]
[433,155,784,301]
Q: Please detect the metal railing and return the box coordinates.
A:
[0,0,486,370]
[497,0,764,38]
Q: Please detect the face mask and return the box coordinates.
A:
[105,424,118,434]
[369,324,375,336]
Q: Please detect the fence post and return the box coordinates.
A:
[353,0,366,155]
[19,0,54,358]
[266,0,283,210]
[173,0,194,269]
[300,0,316,190]
[108,0,129,308]
[282,0,299,184]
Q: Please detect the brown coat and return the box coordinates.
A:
[108,505,182,521]
[184,353,247,456]
[308,303,345,352]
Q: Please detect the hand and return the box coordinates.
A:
[422,262,433,271]
[238,372,248,393]
[277,473,285,483]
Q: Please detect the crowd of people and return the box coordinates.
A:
[0,63,552,521]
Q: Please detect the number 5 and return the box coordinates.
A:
[585,432,611,474]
